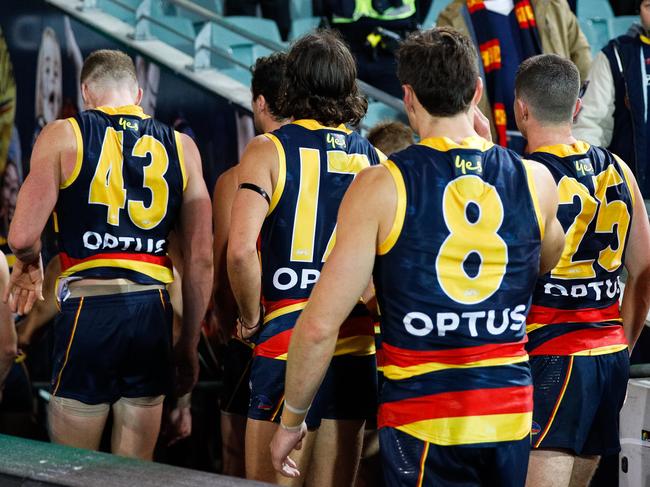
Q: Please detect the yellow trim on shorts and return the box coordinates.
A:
[417,441,429,487]
[174,131,188,191]
[271,395,285,421]
[264,133,286,216]
[522,159,545,240]
[61,118,83,189]
[52,297,84,396]
[377,160,406,255]
[534,356,573,448]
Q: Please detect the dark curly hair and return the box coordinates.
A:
[251,52,287,120]
[397,28,478,117]
[278,30,367,127]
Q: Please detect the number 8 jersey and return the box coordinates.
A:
[373,136,543,446]
[56,105,185,285]
[526,142,634,356]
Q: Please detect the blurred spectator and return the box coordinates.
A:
[367,120,415,155]
[327,0,420,97]
[574,0,650,197]
[437,0,591,152]
[225,0,291,41]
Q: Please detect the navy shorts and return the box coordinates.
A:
[380,427,529,487]
[530,350,629,456]
[220,337,253,416]
[248,353,378,429]
[51,290,174,405]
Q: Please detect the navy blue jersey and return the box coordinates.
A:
[56,105,185,284]
[254,119,382,360]
[526,142,633,356]
[373,136,543,446]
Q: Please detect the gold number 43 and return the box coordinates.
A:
[89,127,170,230]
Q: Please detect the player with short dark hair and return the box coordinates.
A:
[5,49,213,459]
[367,121,414,157]
[214,52,288,478]
[515,54,650,487]
[270,27,565,487]
[228,30,383,485]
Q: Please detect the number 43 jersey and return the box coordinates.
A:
[526,142,634,356]
[56,105,185,285]
[373,136,543,446]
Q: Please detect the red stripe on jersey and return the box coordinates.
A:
[255,329,291,359]
[263,298,308,315]
[381,339,528,368]
[527,302,620,325]
[59,251,171,271]
[528,325,627,355]
[378,385,533,428]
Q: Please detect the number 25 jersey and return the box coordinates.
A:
[374,136,543,446]
[56,105,185,285]
[526,142,633,356]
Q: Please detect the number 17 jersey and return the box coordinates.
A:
[56,105,186,285]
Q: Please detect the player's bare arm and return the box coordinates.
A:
[0,250,16,393]
[175,133,213,396]
[270,164,395,477]
[227,136,278,334]
[6,120,76,314]
[526,159,565,275]
[618,160,650,351]
[212,167,238,343]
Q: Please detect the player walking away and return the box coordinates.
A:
[228,30,384,486]
[5,50,212,459]
[514,54,650,487]
[270,27,565,487]
[213,52,288,478]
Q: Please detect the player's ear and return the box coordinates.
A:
[573,97,583,120]
[134,87,143,106]
[257,94,267,113]
[402,85,414,113]
[472,77,484,106]
[515,98,528,121]
[81,83,90,109]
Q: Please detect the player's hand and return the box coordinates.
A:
[473,107,492,142]
[161,394,192,446]
[270,422,307,478]
[3,257,44,315]
[173,341,199,397]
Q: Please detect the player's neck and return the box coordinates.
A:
[526,122,577,153]
[85,89,138,111]
[416,111,477,143]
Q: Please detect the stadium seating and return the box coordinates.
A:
[223,16,283,44]
[577,0,614,20]
[289,17,321,41]
[362,101,405,133]
[135,1,196,54]
[608,15,638,38]
[98,0,140,24]
[580,18,611,55]
[290,0,313,20]
[421,0,454,28]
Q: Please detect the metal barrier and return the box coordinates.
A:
[0,434,271,487]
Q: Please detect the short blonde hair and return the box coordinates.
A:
[81,49,138,90]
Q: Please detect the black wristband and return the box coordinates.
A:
[239,183,271,206]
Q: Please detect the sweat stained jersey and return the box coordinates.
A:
[374,136,543,446]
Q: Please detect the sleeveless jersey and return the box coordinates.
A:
[526,142,633,356]
[56,105,186,285]
[255,119,383,360]
[374,136,543,446]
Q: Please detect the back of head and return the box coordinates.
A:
[81,49,138,95]
[397,27,478,117]
[367,121,414,155]
[251,52,287,120]
[279,29,367,127]
[515,54,580,126]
